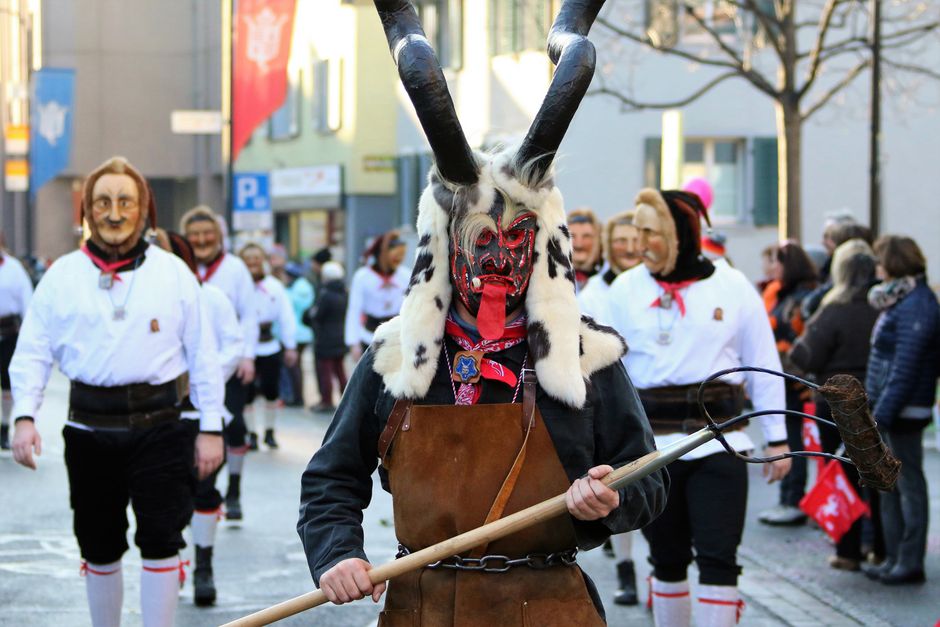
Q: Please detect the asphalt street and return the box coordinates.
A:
[1,369,938,626]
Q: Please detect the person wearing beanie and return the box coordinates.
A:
[284,261,315,408]
[567,207,603,290]
[578,210,641,323]
[9,157,225,627]
[298,4,665,624]
[155,229,245,607]
[308,261,349,412]
[344,230,410,361]
[181,204,259,521]
[0,231,34,450]
[239,243,297,450]
[604,188,791,627]
[310,247,332,290]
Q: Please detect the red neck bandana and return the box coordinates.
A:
[650,279,699,317]
[199,252,225,284]
[81,244,138,284]
[444,313,527,405]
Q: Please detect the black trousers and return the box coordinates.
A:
[642,452,748,586]
[224,375,247,448]
[881,423,929,571]
[0,333,16,390]
[245,352,281,405]
[64,419,197,564]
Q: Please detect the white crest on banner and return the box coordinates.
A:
[38,100,68,146]
[244,8,289,74]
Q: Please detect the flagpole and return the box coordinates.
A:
[222,0,234,237]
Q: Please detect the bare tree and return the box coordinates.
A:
[591,0,940,239]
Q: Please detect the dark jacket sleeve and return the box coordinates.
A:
[788,305,838,377]
[297,349,383,584]
[873,290,939,424]
[571,360,668,549]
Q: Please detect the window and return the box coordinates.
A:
[681,139,742,223]
[269,70,302,140]
[312,58,342,133]
[418,0,463,69]
[490,0,552,56]
[645,0,738,47]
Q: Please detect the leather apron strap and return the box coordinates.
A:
[378,398,413,465]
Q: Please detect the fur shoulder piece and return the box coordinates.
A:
[579,315,628,379]
[371,314,628,402]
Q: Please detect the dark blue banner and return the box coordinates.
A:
[30,68,75,197]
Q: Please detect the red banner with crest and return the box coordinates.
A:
[800,460,869,543]
[232,0,296,161]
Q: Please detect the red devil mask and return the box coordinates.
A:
[449,193,537,340]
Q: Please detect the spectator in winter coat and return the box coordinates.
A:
[284,262,315,408]
[310,261,349,413]
[789,239,881,571]
[862,235,940,586]
[759,240,818,526]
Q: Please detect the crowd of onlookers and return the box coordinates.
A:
[754,214,939,586]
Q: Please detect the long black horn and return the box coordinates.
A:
[514,0,606,183]
[374,0,478,186]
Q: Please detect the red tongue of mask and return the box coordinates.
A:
[477,282,508,340]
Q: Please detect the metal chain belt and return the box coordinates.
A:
[395,544,578,573]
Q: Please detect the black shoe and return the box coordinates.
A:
[862,560,893,581]
[248,432,259,451]
[264,429,278,449]
[0,425,9,450]
[614,560,639,606]
[225,476,242,521]
[880,566,926,585]
[193,546,217,606]
[601,538,615,558]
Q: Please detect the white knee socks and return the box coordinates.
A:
[191,510,219,548]
[2,391,12,426]
[227,448,245,475]
[650,577,691,627]
[611,531,634,562]
[696,584,742,627]
[84,560,123,627]
[140,557,181,627]
[263,402,277,430]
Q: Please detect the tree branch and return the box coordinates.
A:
[801,58,871,120]
[882,57,940,81]
[738,0,785,59]
[801,0,843,97]
[589,71,744,110]
[595,16,739,69]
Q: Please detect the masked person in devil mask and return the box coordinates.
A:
[604,189,791,627]
[10,157,225,627]
[297,3,666,625]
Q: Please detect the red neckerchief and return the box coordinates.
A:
[81,244,137,284]
[199,252,225,284]
[650,279,699,317]
[444,313,527,405]
[371,266,399,289]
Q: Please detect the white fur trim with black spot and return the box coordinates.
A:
[372,147,623,408]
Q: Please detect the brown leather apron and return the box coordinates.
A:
[376,378,605,626]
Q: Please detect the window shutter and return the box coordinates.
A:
[752,136,778,226]
[643,137,662,188]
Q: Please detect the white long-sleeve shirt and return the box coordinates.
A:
[198,253,259,360]
[577,271,613,322]
[10,245,226,431]
[0,252,33,318]
[605,262,786,459]
[251,275,297,357]
[344,265,412,347]
[203,283,244,381]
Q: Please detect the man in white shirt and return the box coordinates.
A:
[181,205,258,521]
[605,188,791,627]
[10,157,225,627]
[0,232,34,449]
[344,230,410,359]
[567,207,603,290]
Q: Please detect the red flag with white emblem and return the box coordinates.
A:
[232,0,297,160]
[799,460,869,543]
[802,414,825,475]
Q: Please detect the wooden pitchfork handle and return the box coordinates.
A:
[221,429,716,627]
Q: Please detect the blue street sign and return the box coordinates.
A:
[30,68,75,198]
[233,172,270,211]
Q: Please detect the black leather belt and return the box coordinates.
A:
[259,322,274,342]
[640,383,745,434]
[0,314,21,338]
[69,379,180,430]
[365,314,393,333]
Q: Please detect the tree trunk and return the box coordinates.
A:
[775,98,802,241]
